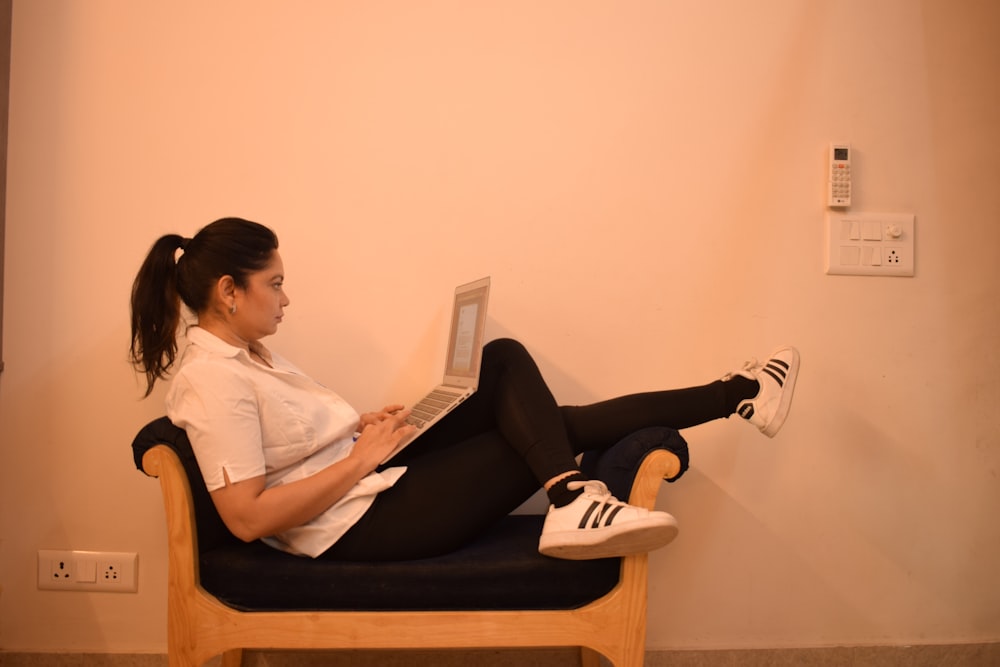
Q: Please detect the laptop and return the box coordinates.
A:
[381,276,491,463]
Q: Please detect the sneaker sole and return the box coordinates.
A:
[538,514,679,560]
[761,346,800,438]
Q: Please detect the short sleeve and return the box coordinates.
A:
[166,361,267,491]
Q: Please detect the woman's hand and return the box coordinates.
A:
[351,406,416,470]
[357,404,406,431]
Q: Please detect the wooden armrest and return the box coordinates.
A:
[628,449,681,509]
[141,445,167,477]
[142,445,202,589]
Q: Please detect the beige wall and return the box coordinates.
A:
[1,0,998,653]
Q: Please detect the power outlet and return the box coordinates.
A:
[100,562,122,583]
[50,558,73,582]
[37,550,138,593]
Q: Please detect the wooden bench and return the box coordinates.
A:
[132,418,688,667]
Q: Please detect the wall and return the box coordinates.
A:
[1,0,998,653]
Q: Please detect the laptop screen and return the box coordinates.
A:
[443,277,490,385]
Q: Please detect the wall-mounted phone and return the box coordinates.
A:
[828,142,851,207]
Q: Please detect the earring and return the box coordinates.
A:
[230,303,237,315]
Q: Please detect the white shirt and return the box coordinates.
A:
[165,326,406,557]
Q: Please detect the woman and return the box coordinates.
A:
[130,218,799,561]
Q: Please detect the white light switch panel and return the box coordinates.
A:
[825,212,914,277]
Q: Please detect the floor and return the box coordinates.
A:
[2,644,999,666]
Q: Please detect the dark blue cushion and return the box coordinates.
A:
[132,418,687,611]
[133,417,240,553]
[581,426,689,498]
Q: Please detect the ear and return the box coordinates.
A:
[214,275,237,307]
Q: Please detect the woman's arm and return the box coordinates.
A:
[209,411,415,542]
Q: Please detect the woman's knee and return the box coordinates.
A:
[484,337,527,357]
[483,338,536,369]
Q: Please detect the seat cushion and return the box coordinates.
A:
[200,515,621,611]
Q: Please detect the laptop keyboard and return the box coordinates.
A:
[406,388,464,428]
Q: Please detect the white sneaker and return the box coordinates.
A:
[726,345,800,437]
[538,480,678,560]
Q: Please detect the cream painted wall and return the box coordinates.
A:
[1,0,997,653]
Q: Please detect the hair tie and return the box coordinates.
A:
[179,237,191,250]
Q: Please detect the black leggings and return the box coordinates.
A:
[321,338,731,561]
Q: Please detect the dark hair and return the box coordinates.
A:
[129,217,279,396]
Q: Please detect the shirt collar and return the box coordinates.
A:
[185,325,259,360]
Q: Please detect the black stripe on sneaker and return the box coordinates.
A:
[604,505,624,527]
[591,504,614,529]
[762,361,788,386]
[578,501,600,529]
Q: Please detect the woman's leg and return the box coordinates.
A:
[388,336,763,510]
[559,382,734,454]
[324,338,795,561]
[322,429,539,561]
[394,338,756,475]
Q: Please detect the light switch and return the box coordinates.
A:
[840,246,861,265]
[77,559,97,583]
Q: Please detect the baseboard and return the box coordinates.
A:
[2,643,999,666]
[644,643,1000,666]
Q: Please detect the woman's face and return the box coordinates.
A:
[232,251,289,340]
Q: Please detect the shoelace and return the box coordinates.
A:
[565,480,630,527]
[722,357,760,382]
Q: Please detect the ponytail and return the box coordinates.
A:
[129,234,187,397]
[129,217,279,396]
